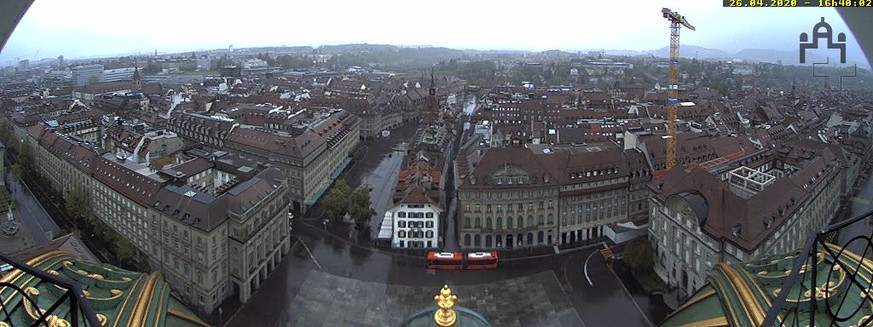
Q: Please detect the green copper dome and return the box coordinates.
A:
[0,250,208,327]
[660,243,873,327]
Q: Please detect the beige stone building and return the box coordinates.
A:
[457,144,650,249]
[224,109,359,212]
[13,120,291,314]
[649,143,843,300]
[458,147,560,249]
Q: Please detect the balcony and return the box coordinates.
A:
[0,253,102,327]
[758,208,873,326]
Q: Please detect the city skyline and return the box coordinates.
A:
[0,0,868,67]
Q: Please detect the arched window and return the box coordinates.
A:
[485,235,492,247]
[527,233,534,245]
[464,234,471,246]
[486,217,493,229]
[496,217,503,229]
[464,217,471,228]
[538,215,544,225]
[538,231,544,244]
[475,217,481,228]
[507,217,513,229]
[474,234,481,247]
[528,215,534,227]
[547,214,554,224]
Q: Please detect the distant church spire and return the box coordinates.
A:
[429,67,435,96]
[133,58,142,91]
[422,67,439,125]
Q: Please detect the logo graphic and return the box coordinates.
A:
[799,17,846,64]
[799,17,856,90]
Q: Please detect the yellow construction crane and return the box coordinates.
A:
[662,8,695,170]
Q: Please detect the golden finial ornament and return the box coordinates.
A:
[434,285,458,327]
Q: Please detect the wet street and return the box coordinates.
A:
[226,226,663,327]
[342,122,420,239]
[442,96,477,252]
[837,168,873,255]
[227,103,665,326]
[6,176,59,246]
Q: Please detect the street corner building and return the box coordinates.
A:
[10,121,296,314]
[0,250,209,327]
[649,140,846,302]
[456,143,651,250]
[659,242,873,327]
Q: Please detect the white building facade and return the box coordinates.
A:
[389,203,442,249]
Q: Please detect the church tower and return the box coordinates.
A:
[132,62,142,91]
[422,68,440,125]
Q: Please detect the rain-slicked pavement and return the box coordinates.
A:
[226,225,663,327]
[836,164,873,254]
[342,122,420,239]
[225,96,665,327]
[6,176,59,246]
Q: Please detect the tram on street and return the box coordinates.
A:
[426,251,499,270]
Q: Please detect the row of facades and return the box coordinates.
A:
[5,107,360,314]
[167,108,361,213]
[457,143,651,250]
[649,140,853,300]
[456,128,861,302]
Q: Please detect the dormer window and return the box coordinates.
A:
[731,224,742,237]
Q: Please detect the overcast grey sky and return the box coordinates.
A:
[0,0,867,66]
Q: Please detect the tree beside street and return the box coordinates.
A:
[323,179,373,228]
[324,179,352,219]
[348,187,373,228]
[0,118,12,146]
[622,237,664,292]
[64,187,91,227]
[17,140,35,176]
[623,238,654,273]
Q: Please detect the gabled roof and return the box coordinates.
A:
[461,147,558,189]
[92,158,162,207]
[653,154,836,252]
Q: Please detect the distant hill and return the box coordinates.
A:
[603,45,868,69]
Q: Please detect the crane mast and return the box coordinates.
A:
[662,8,695,171]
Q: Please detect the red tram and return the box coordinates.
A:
[426,251,499,270]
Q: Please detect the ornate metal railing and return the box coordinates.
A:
[0,253,101,327]
[762,207,873,327]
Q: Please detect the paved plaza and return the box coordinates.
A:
[284,269,582,327]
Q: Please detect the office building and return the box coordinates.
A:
[103,67,136,83]
[649,142,843,300]
[71,64,105,87]
[16,122,293,314]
